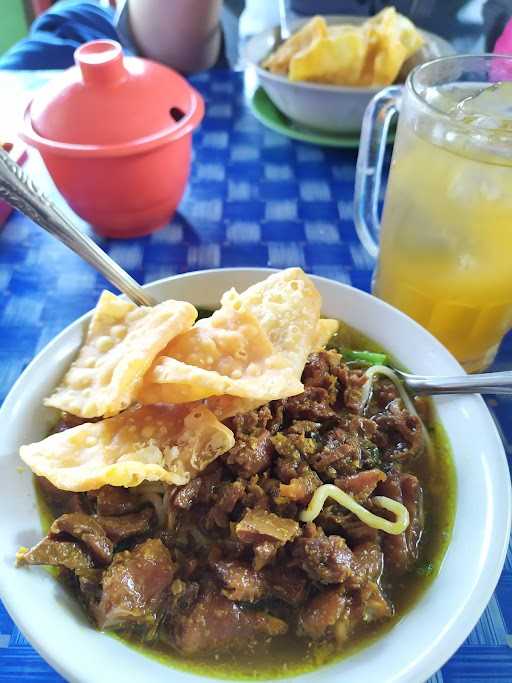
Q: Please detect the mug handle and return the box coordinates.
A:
[354,85,402,259]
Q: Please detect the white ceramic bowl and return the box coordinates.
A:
[245,16,454,134]
[0,269,510,683]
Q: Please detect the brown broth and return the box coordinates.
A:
[36,322,457,680]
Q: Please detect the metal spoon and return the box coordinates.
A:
[278,0,291,41]
[396,369,512,396]
[0,148,156,307]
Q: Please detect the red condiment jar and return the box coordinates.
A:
[21,40,204,238]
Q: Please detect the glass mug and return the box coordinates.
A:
[355,55,512,373]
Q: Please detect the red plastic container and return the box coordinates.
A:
[21,40,204,238]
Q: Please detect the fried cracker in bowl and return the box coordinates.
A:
[246,10,454,135]
[19,268,326,493]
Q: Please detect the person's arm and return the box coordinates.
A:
[126,0,223,73]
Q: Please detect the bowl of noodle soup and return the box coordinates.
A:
[0,268,509,683]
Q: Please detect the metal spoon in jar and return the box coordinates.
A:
[2,150,512,397]
[0,147,155,307]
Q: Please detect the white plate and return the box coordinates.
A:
[0,268,510,683]
[245,16,454,134]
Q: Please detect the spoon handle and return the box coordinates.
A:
[402,371,512,395]
[0,148,155,307]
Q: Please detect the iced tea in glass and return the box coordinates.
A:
[355,55,512,372]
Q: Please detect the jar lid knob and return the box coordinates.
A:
[75,40,126,85]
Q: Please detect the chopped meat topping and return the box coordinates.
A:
[174,479,202,509]
[335,469,386,502]
[50,513,113,566]
[352,580,392,623]
[224,429,274,478]
[307,427,362,478]
[375,470,423,574]
[298,587,346,639]
[265,567,309,606]
[16,538,98,579]
[279,468,321,504]
[90,485,141,516]
[302,351,339,400]
[37,477,87,514]
[235,508,300,545]
[401,473,424,566]
[283,386,338,422]
[253,540,279,570]
[205,480,246,529]
[92,539,175,632]
[173,592,287,655]
[351,541,384,582]
[23,349,433,661]
[210,560,267,602]
[96,508,154,544]
[373,399,424,463]
[292,528,355,584]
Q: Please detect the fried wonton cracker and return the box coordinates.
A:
[45,291,197,419]
[226,267,321,366]
[206,318,338,420]
[360,7,424,86]
[289,27,367,85]
[262,15,327,75]
[205,396,265,421]
[20,404,234,492]
[137,306,275,403]
[138,268,321,405]
[313,319,339,350]
[263,8,423,88]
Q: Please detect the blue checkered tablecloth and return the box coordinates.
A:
[0,69,510,683]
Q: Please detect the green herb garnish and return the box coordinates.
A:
[341,349,388,365]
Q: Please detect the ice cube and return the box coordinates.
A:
[423,85,463,113]
[447,165,505,204]
[454,81,512,131]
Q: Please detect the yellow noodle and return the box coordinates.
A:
[299,483,409,535]
[360,364,433,455]
[360,365,415,414]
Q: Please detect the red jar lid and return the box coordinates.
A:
[22,40,204,157]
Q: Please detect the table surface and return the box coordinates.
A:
[0,68,511,683]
